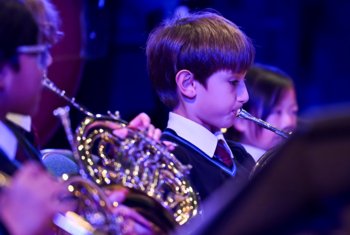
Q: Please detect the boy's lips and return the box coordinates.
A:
[234,108,242,117]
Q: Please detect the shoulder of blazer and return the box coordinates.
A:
[161,128,204,164]
[0,148,19,176]
[227,140,255,168]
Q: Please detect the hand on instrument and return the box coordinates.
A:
[0,162,74,235]
[106,187,163,235]
[127,112,161,140]
[113,112,176,150]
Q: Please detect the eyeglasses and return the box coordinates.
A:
[16,44,50,69]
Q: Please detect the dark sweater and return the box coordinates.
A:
[161,128,255,202]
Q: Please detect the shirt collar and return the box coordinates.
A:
[0,121,17,160]
[6,113,32,132]
[167,112,231,158]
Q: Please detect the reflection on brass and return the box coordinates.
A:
[43,76,199,234]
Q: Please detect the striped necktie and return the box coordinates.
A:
[214,139,233,168]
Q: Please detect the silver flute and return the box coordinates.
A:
[236,109,292,139]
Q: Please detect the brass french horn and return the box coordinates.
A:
[42,77,199,234]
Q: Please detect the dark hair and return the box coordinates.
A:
[227,63,295,140]
[21,0,61,45]
[244,63,294,120]
[0,0,39,70]
[146,11,255,109]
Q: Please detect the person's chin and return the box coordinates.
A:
[222,119,235,129]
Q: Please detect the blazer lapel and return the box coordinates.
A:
[162,129,236,175]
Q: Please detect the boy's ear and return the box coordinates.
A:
[175,69,196,98]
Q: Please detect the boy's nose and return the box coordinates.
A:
[237,84,249,104]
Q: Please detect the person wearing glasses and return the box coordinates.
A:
[0,1,74,234]
[0,0,165,234]
[6,0,162,148]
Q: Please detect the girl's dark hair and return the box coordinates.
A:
[0,0,39,70]
[146,11,255,109]
[244,63,294,120]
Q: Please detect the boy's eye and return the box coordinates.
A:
[230,80,239,86]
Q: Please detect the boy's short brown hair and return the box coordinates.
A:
[146,11,255,109]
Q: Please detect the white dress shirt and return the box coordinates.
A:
[0,121,17,160]
[6,113,32,132]
[167,112,233,158]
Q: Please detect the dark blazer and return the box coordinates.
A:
[0,120,43,176]
[0,148,19,176]
[0,121,81,235]
[0,149,11,235]
[161,128,255,202]
[0,121,78,177]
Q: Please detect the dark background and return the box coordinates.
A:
[42,0,350,148]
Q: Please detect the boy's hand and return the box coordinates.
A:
[127,112,162,141]
[106,187,163,235]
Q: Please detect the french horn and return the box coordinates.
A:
[42,76,199,234]
[0,170,114,235]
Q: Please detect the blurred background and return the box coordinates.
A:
[36,0,350,148]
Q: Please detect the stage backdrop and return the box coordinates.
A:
[33,0,83,146]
